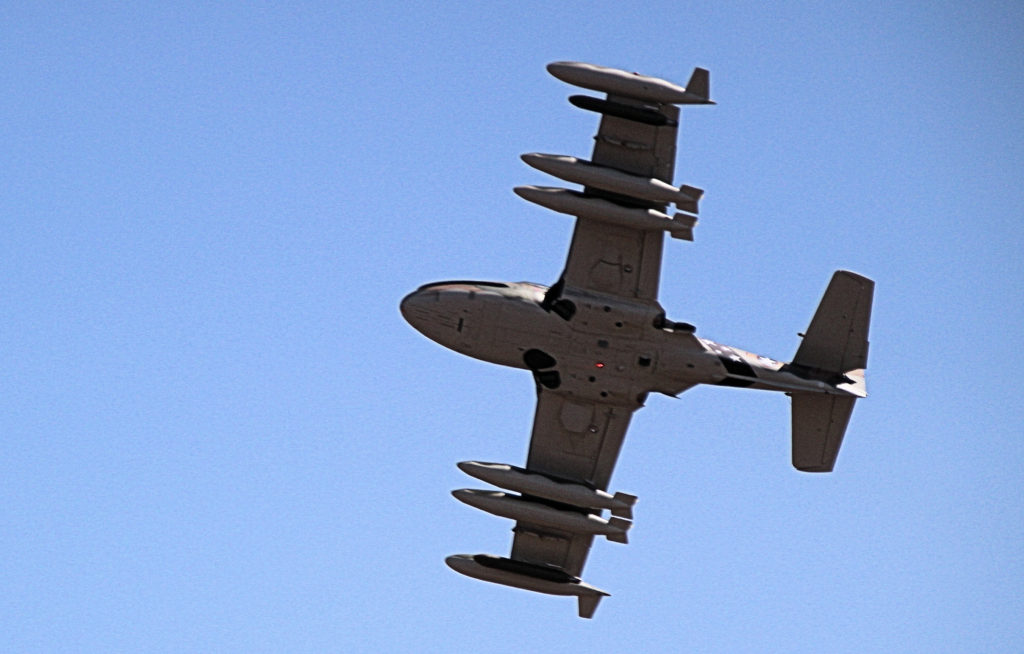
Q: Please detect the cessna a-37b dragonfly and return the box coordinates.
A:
[401,62,873,618]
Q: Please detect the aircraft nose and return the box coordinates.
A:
[399,288,437,334]
[399,289,420,322]
[400,285,469,349]
[401,282,504,357]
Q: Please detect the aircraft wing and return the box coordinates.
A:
[556,80,684,302]
[509,388,636,576]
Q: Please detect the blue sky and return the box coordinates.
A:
[2,2,1022,652]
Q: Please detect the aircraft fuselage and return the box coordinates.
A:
[400,280,858,410]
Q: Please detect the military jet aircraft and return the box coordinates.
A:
[400,61,873,619]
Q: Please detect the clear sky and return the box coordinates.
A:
[2,2,1022,652]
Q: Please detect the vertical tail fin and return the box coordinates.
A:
[792,270,874,375]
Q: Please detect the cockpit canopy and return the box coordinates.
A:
[415,280,548,304]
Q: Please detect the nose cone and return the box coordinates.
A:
[401,281,523,366]
[400,283,483,354]
[399,288,425,329]
[399,286,448,344]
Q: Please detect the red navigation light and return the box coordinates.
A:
[595,362,605,368]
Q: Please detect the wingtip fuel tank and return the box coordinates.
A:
[446,554,608,618]
[547,61,714,105]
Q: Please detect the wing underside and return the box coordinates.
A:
[559,100,680,302]
[510,390,635,576]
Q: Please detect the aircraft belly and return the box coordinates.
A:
[491,302,568,369]
[553,336,657,407]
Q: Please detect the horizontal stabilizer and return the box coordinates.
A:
[791,394,856,472]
